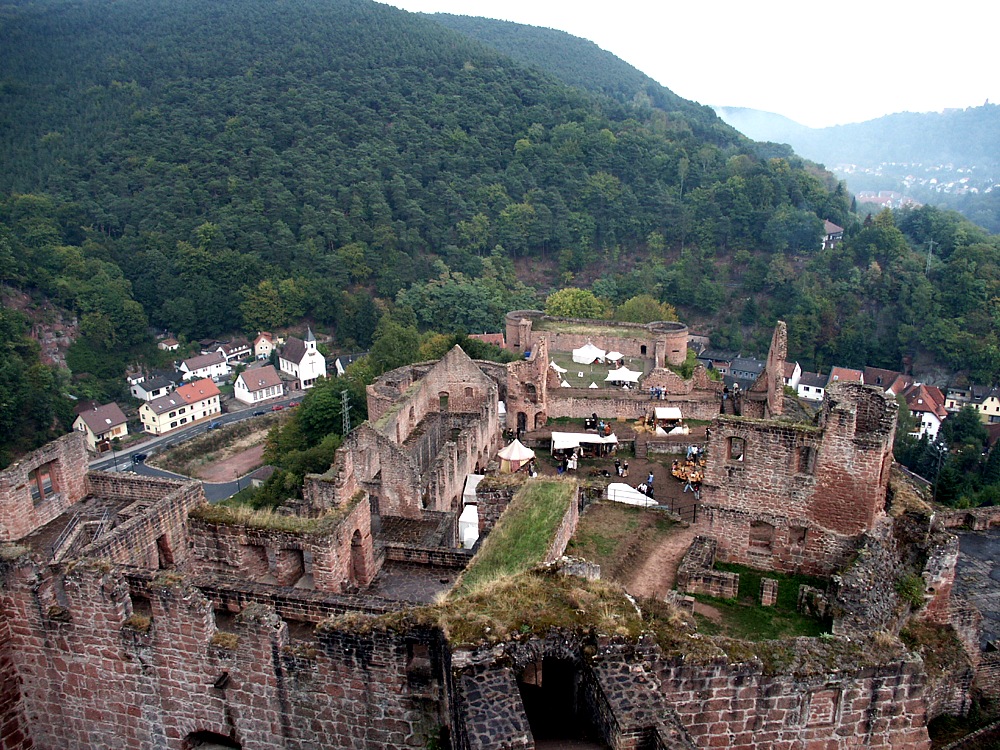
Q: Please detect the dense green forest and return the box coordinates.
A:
[3,0,1000,502]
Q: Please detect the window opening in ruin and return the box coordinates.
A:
[524,382,538,405]
[275,548,305,586]
[156,534,174,569]
[749,520,775,551]
[130,593,153,620]
[517,657,595,742]
[641,345,647,355]
[450,428,461,443]
[406,642,433,687]
[30,463,56,504]
[350,529,366,587]
[369,494,381,535]
[408,406,415,426]
[797,446,817,475]
[243,544,270,581]
[439,391,449,411]
[214,609,238,633]
[183,731,242,749]
[727,437,745,462]
[517,412,527,433]
[854,392,882,434]
[534,412,546,429]
[464,387,474,398]
[789,526,808,547]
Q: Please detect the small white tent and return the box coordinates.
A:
[572,342,606,364]
[605,366,641,384]
[549,360,567,374]
[588,382,599,389]
[560,379,571,388]
[607,483,656,507]
[459,504,480,549]
[497,439,535,473]
[606,350,624,361]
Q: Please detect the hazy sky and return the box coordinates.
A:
[384,0,998,128]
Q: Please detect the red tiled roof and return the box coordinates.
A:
[175,378,220,405]
[828,367,863,385]
[238,365,282,393]
[902,384,948,418]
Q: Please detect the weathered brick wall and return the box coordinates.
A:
[675,536,739,599]
[654,655,931,749]
[82,472,203,569]
[701,382,896,575]
[504,311,688,368]
[1,563,443,749]
[189,494,375,593]
[0,432,88,542]
[976,650,1000,703]
[0,616,33,750]
[384,544,473,568]
[543,485,580,564]
[934,506,1000,531]
[455,666,533,750]
[475,476,523,536]
[505,337,551,432]
[544,393,721,423]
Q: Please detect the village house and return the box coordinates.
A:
[729,356,765,383]
[233,364,284,405]
[129,374,175,402]
[178,351,230,381]
[782,361,801,389]
[72,402,128,452]
[157,336,179,351]
[697,348,737,376]
[901,383,949,438]
[827,366,864,386]
[139,378,221,435]
[278,328,326,389]
[216,338,252,363]
[334,351,367,376]
[972,386,1000,424]
[796,371,827,401]
[822,219,844,249]
[253,331,276,360]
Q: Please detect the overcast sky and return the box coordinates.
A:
[383,0,998,129]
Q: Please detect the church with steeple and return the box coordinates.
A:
[277,327,327,389]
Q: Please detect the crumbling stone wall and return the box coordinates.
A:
[189,494,375,592]
[504,311,688,368]
[675,536,739,599]
[505,336,551,432]
[0,432,88,542]
[0,563,444,749]
[82,472,202,570]
[701,381,897,575]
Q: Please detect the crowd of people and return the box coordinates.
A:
[671,445,705,497]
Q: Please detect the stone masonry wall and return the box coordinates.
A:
[82,472,203,570]
[0,432,88,542]
[654,654,931,749]
[0,563,442,749]
[701,382,897,575]
[189,494,375,593]
[675,536,739,599]
[543,486,580,564]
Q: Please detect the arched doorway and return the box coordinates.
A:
[184,731,241,749]
[517,412,527,433]
[517,657,597,742]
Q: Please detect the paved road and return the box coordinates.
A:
[89,394,300,502]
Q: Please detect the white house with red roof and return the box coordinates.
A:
[139,378,221,435]
[901,383,948,438]
[179,351,231,381]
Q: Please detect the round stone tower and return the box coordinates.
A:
[650,321,689,367]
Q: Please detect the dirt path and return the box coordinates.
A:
[624,518,707,599]
[191,444,266,482]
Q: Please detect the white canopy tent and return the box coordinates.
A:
[572,342,606,364]
[497,439,535,473]
[560,379,571,388]
[654,406,683,421]
[549,360,567,374]
[463,474,484,505]
[550,431,619,453]
[459,504,480,549]
[605,366,642,384]
[606,350,624,361]
[607,483,657,507]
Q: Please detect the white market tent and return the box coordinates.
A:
[560,379,571,388]
[606,350,624,361]
[549,360,568,374]
[654,406,683,421]
[605,366,641,384]
[550,431,619,453]
[588,382,599,389]
[459,504,480,549]
[607,482,656,507]
[497,439,535,473]
[572,342,606,364]
[463,474,485,505]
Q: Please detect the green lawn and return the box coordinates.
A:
[693,562,830,640]
[453,479,576,597]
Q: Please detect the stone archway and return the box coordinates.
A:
[516,657,595,743]
[350,529,367,587]
[184,731,241,749]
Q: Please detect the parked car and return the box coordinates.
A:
[208,421,223,429]
[288,401,300,408]
[251,410,266,416]
[271,404,284,411]
[132,453,148,464]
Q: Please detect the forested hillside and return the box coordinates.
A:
[3,0,1000,473]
